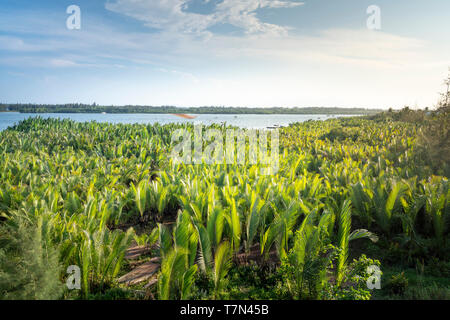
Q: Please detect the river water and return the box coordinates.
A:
[0,112,355,131]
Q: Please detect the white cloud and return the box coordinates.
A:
[157,67,200,83]
[205,29,430,69]
[50,59,79,67]
[105,0,304,36]
[0,36,28,50]
[214,0,303,35]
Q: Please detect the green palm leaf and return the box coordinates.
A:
[214,241,232,299]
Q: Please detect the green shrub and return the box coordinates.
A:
[320,127,358,142]
[402,283,450,300]
[425,257,450,278]
[332,255,381,300]
[0,220,64,300]
[386,272,409,295]
[415,110,450,177]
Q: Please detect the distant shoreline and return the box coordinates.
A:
[0,105,383,115]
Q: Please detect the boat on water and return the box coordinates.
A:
[266,124,284,129]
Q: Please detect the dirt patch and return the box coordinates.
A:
[118,257,161,286]
[233,244,279,267]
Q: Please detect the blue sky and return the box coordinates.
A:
[0,0,449,108]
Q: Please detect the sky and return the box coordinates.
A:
[0,0,449,109]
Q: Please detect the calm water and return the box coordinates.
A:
[0,113,354,131]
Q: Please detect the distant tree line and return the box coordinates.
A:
[0,104,383,115]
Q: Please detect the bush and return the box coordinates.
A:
[332,255,381,300]
[425,257,450,278]
[415,109,450,177]
[385,272,409,295]
[320,127,358,142]
[402,283,450,300]
[0,219,64,300]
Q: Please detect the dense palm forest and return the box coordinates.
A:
[0,107,448,300]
